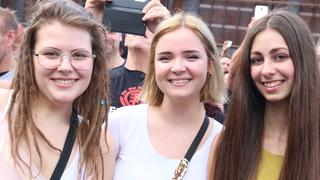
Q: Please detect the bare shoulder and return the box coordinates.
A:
[0,88,11,112]
[0,80,11,89]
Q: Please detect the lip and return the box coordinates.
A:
[168,78,191,87]
[51,78,78,88]
[260,80,285,93]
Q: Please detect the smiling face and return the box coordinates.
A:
[154,27,210,103]
[33,21,93,106]
[250,28,294,103]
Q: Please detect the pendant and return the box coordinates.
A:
[172,158,189,180]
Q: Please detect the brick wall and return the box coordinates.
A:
[172,0,320,48]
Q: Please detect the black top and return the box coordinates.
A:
[109,65,145,109]
[0,71,9,77]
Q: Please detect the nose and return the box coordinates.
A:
[57,55,73,72]
[261,58,276,77]
[170,58,186,73]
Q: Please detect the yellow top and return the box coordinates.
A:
[257,149,284,180]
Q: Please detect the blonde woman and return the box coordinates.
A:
[108,12,226,180]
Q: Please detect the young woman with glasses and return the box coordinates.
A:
[0,0,114,179]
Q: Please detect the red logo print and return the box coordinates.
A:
[120,86,143,106]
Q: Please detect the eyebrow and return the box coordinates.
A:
[250,47,289,55]
[157,50,200,55]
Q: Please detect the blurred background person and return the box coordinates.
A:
[105,31,125,69]
[0,7,18,80]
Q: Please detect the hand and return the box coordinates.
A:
[222,41,229,52]
[142,0,170,33]
[247,17,255,31]
[85,0,111,22]
[220,41,230,57]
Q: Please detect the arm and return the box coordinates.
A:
[220,41,230,58]
[85,0,111,22]
[100,128,116,180]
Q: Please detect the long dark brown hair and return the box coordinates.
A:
[7,0,109,178]
[209,10,320,180]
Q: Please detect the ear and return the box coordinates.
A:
[207,57,214,75]
[5,30,16,48]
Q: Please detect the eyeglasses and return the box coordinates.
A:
[33,48,96,70]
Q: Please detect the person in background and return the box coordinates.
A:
[0,7,18,80]
[105,31,125,69]
[220,40,232,88]
[85,0,170,111]
[0,0,114,179]
[108,12,226,180]
[209,10,320,180]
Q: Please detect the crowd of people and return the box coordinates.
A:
[0,0,319,179]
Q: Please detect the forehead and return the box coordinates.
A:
[221,57,231,62]
[251,28,287,52]
[35,21,92,50]
[156,27,205,52]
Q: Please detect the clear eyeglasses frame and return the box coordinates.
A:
[33,48,96,70]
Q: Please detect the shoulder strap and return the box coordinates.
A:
[50,108,78,180]
[184,115,209,161]
[172,115,209,180]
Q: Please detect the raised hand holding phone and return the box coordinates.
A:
[254,5,269,20]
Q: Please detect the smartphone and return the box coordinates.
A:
[254,5,269,20]
[225,40,232,48]
[103,0,150,36]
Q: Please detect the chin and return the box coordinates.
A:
[264,95,291,104]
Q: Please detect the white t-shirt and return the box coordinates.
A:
[108,104,223,180]
[0,93,85,179]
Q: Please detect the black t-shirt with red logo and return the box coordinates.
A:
[109,65,145,110]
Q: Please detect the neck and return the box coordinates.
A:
[108,51,125,69]
[124,49,149,73]
[31,97,73,126]
[157,97,205,126]
[264,100,289,138]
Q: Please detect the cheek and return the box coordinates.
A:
[154,63,166,80]
[84,67,94,83]
[250,66,259,81]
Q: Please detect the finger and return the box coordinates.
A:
[142,7,170,21]
[142,0,160,13]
